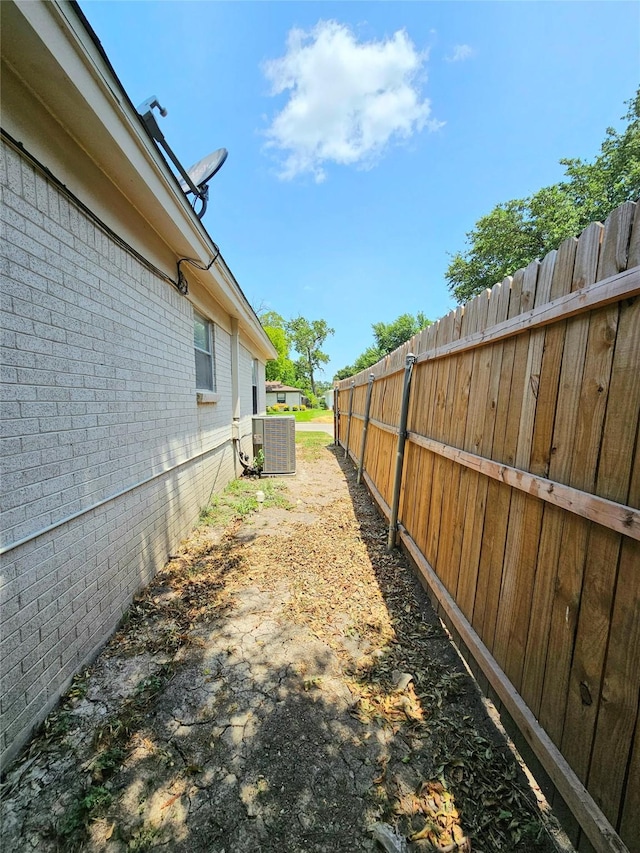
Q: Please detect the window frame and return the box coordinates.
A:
[252,359,259,414]
[276,392,286,404]
[193,310,216,393]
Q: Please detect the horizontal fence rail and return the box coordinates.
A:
[335,201,640,853]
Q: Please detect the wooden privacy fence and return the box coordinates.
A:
[335,201,640,853]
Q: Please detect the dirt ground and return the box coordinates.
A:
[1,438,571,853]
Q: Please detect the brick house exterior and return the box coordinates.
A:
[0,0,276,766]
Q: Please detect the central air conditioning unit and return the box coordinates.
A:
[252,416,296,475]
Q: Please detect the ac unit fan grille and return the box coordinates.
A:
[256,417,296,474]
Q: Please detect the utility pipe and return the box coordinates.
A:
[344,381,355,459]
[387,353,416,552]
[357,374,375,485]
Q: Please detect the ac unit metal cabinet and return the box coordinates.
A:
[252,416,296,475]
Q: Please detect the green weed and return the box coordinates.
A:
[295,431,333,461]
[199,477,292,526]
[126,823,163,851]
[57,784,113,841]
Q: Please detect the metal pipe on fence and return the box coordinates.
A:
[387,353,416,551]
[357,374,375,485]
[344,381,355,459]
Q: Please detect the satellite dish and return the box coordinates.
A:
[180,148,228,194]
[137,96,228,220]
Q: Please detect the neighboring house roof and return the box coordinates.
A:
[266,383,304,393]
[1,0,277,363]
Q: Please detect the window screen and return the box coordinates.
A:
[194,311,215,391]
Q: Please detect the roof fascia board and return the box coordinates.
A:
[2,0,275,359]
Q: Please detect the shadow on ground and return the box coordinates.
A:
[1,437,568,853]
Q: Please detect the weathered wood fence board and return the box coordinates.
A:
[335,201,640,853]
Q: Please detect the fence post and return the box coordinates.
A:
[387,353,416,552]
[344,381,355,459]
[333,386,339,446]
[357,373,375,485]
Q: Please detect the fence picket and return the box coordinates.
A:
[500,258,556,690]
[439,300,479,595]
[493,261,542,679]
[560,207,639,805]
[457,289,491,619]
[619,712,640,843]
[520,236,580,714]
[425,310,458,569]
[472,277,513,644]
[538,221,604,746]
[588,420,640,842]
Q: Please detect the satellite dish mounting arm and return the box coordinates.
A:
[138,96,207,214]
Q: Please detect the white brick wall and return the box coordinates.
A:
[0,139,257,765]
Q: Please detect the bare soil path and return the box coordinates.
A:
[1,438,569,853]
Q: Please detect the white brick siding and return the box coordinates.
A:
[0,139,259,765]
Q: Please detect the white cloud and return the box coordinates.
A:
[262,21,441,182]
[446,44,475,63]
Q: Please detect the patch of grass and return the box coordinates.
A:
[268,408,332,422]
[199,477,292,527]
[57,784,113,843]
[295,430,333,461]
[40,708,73,742]
[92,664,173,772]
[125,823,164,851]
[88,746,125,779]
[49,667,175,844]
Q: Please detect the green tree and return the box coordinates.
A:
[371,312,431,355]
[333,311,431,380]
[286,316,334,396]
[333,364,355,381]
[446,89,640,303]
[260,310,286,329]
[334,312,431,380]
[264,325,296,385]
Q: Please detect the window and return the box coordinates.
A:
[194,311,216,391]
[252,359,259,415]
[277,392,286,404]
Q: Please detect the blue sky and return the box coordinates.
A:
[81,1,639,381]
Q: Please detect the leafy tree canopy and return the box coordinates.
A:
[260,310,286,329]
[446,89,640,303]
[286,316,334,396]
[259,310,334,400]
[264,325,296,386]
[334,312,431,380]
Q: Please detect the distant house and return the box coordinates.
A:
[0,0,276,766]
[324,389,334,410]
[265,382,307,408]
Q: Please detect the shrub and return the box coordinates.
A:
[283,405,290,411]
[292,405,299,411]
[299,405,307,411]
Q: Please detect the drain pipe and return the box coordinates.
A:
[344,381,355,459]
[387,353,416,552]
[357,374,375,485]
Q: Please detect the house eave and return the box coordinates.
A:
[0,0,276,362]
